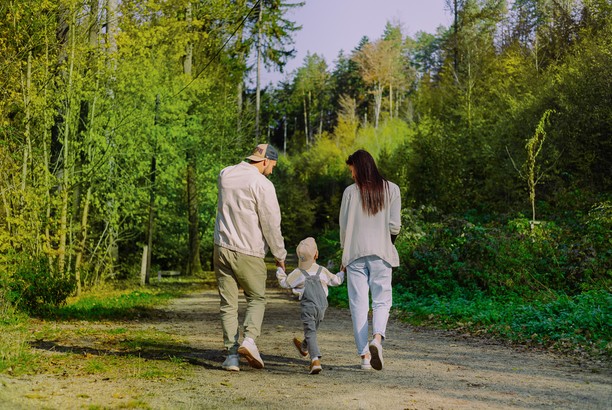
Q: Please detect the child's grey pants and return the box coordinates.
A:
[300,267,328,359]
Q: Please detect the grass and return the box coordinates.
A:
[0,323,37,374]
[390,286,612,357]
[0,274,214,378]
[51,277,207,321]
[328,281,611,357]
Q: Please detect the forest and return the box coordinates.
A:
[0,0,610,356]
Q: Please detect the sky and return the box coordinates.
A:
[258,0,452,85]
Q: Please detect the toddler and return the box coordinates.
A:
[276,237,345,374]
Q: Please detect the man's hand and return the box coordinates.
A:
[276,259,286,272]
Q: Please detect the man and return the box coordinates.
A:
[213,143,287,371]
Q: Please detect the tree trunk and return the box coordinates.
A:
[319,109,323,136]
[106,0,118,56]
[74,187,91,296]
[43,33,54,272]
[389,83,393,120]
[72,0,99,221]
[21,52,32,193]
[145,155,156,284]
[374,83,383,129]
[255,2,263,140]
[187,151,202,275]
[303,95,308,146]
[283,116,287,153]
[453,0,459,76]
[183,6,202,276]
[58,10,78,276]
[73,0,99,292]
[106,0,119,275]
[183,3,193,76]
[236,0,245,134]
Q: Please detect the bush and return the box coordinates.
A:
[6,256,75,315]
[394,208,611,299]
[0,282,19,325]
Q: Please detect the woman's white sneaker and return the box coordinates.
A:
[360,356,372,370]
[369,340,384,370]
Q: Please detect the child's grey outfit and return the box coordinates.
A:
[276,263,345,359]
[300,267,328,359]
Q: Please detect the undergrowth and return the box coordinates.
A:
[328,204,612,358]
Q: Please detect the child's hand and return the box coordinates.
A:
[276,267,289,288]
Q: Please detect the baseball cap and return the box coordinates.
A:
[246,143,279,162]
[296,237,318,270]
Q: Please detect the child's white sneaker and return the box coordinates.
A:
[293,337,308,357]
[309,358,322,374]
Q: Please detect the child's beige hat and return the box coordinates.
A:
[296,237,317,270]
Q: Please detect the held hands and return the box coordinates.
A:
[275,266,286,279]
[275,266,288,288]
[275,259,286,272]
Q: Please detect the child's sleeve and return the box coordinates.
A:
[324,268,345,286]
[335,270,345,285]
[286,270,305,290]
[276,267,291,289]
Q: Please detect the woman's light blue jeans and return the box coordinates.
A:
[347,255,392,356]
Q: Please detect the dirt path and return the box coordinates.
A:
[0,281,610,409]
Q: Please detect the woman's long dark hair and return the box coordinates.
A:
[346,150,388,216]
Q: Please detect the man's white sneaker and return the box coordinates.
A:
[369,340,384,370]
[222,354,240,371]
[238,338,264,369]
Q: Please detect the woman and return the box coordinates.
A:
[339,149,401,371]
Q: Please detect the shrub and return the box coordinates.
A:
[394,208,610,299]
[6,256,75,315]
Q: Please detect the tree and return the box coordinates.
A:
[353,35,405,128]
[330,48,368,127]
[507,109,555,225]
[293,53,330,146]
[244,0,303,139]
[411,24,452,87]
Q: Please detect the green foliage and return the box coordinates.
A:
[273,155,318,247]
[0,283,22,326]
[5,255,75,315]
[328,283,349,309]
[395,209,611,300]
[394,287,611,354]
[353,118,413,159]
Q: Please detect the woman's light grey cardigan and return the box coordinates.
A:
[339,182,401,267]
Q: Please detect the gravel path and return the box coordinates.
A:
[0,284,610,409]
